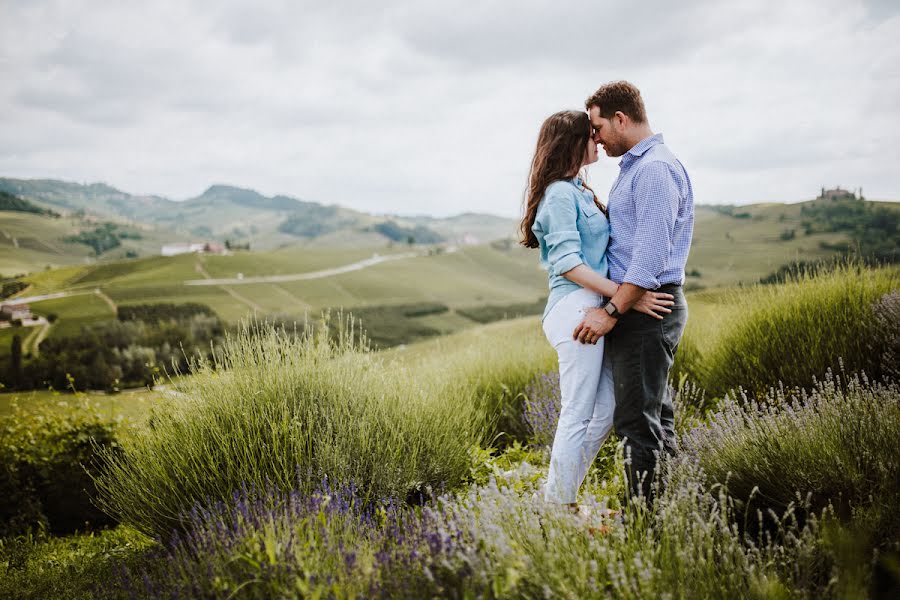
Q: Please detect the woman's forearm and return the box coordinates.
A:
[562,264,619,297]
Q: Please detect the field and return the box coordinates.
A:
[1,243,549,351]
[1,263,897,598]
[0,387,165,422]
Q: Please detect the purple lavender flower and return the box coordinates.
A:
[523,371,561,447]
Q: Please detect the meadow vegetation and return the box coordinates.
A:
[0,264,898,598]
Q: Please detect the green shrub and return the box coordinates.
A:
[701,263,898,397]
[456,298,545,324]
[0,399,122,536]
[94,318,488,539]
[342,302,448,347]
[116,302,217,323]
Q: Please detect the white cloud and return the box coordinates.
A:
[0,0,898,216]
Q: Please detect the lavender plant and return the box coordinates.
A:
[111,478,485,599]
[94,317,488,539]
[870,290,900,380]
[522,371,560,448]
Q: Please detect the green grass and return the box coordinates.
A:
[689,263,899,397]
[0,526,152,600]
[27,293,115,338]
[0,387,166,422]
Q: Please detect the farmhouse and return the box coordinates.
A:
[0,302,33,322]
[818,186,864,201]
[161,242,226,256]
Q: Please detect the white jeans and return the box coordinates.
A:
[541,288,615,504]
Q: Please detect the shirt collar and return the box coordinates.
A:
[618,133,664,168]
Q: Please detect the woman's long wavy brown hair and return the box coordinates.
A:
[519,110,603,248]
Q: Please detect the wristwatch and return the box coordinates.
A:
[604,301,622,319]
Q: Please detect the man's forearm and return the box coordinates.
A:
[609,282,647,313]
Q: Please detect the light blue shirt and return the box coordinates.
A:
[607,133,694,289]
[532,177,610,320]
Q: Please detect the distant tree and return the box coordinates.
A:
[1,280,28,299]
[10,334,22,383]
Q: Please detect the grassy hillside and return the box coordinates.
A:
[0,178,517,255]
[0,210,193,276]
[0,244,547,361]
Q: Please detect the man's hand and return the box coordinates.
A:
[573,307,616,344]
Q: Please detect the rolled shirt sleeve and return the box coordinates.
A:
[623,161,679,289]
[536,194,584,276]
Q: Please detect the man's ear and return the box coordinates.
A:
[614,111,628,129]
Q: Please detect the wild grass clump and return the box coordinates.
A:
[398,318,557,445]
[681,372,900,553]
[0,526,151,599]
[94,318,486,539]
[700,263,898,397]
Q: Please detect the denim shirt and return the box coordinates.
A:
[532,177,610,320]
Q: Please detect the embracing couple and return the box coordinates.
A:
[520,81,695,509]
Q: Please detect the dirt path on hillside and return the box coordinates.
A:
[183,252,420,286]
[24,319,51,356]
[94,288,118,315]
[195,259,264,313]
[0,230,20,248]
[4,290,94,304]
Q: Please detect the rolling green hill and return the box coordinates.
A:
[0,178,516,256]
[0,210,192,276]
[1,180,897,368]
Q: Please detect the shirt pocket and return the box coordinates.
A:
[579,200,608,235]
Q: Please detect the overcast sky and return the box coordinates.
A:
[1,0,898,217]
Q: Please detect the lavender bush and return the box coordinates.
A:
[111,478,486,599]
[870,290,900,380]
[522,371,561,448]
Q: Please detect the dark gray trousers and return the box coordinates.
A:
[606,284,688,501]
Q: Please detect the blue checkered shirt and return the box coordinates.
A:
[607,133,694,289]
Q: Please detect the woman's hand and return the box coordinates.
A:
[631,290,675,320]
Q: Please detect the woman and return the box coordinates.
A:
[520,110,673,509]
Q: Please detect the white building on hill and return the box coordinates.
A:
[161,242,226,256]
[0,303,33,321]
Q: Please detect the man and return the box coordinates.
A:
[573,81,694,502]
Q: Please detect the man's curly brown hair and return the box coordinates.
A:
[585,81,647,123]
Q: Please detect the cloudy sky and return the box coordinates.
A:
[1,0,898,217]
